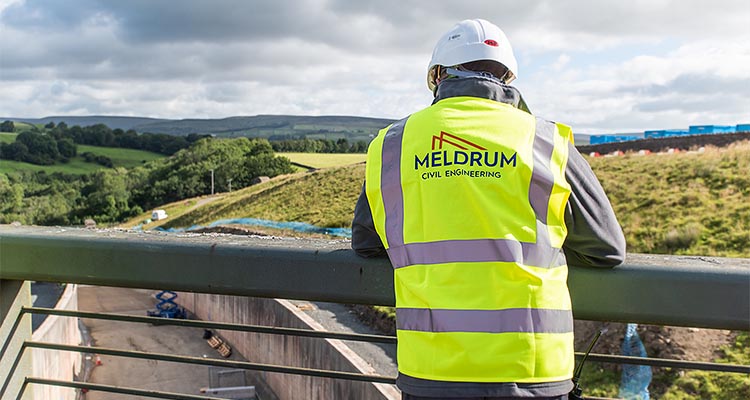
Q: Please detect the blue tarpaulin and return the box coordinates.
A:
[152,217,352,238]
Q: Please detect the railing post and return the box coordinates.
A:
[1,280,33,400]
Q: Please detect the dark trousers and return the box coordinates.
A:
[402,394,568,400]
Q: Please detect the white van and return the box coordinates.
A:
[151,209,168,221]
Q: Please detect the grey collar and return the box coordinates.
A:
[433,77,531,114]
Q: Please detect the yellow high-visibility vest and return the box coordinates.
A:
[365,95,574,383]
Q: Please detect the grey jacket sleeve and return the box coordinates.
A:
[562,143,627,268]
[351,183,387,258]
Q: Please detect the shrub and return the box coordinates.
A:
[664,223,703,251]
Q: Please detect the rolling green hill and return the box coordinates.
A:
[4,116,167,131]
[76,144,164,168]
[0,139,165,174]
[590,142,750,257]
[0,132,16,144]
[121,164,364,231]
[132,115,393,140]
[126,141,750,259]
[4,114,395,142]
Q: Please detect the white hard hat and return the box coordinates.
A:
[427,19,518,91]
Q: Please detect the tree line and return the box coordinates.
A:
[1,120,15,132]
[0,137,294,225]
[0,121,211,166]
[1,121,369,168]
[0,130,77,165]
[270,137,369,153]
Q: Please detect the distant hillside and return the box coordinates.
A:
[3,115,169,131]
[3,114,396,142]
[6,114,599,144]
[130,115,395,143]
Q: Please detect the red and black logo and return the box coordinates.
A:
[431,131,487,151]
[415,131,516,171]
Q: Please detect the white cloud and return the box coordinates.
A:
[552,54,571,71]
[0,0,23,14]
[521,38,750,132]
[1,0,749,130]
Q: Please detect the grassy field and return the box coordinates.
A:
[77,144,163,168]
[14,122,37,131]
[0,132,17,144]
[279,152,366,168]
[0,140,164,174]
[590,142,750,257]
[1,158,104,174]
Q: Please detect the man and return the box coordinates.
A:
[352,19,625,400]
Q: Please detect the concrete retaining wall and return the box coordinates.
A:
[1,280,33,400]
[31,284,82,400]
[178,293,399,400]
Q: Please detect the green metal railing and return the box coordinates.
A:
[2,308,748,399]
[1,226,749,399]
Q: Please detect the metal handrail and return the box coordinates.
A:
[581,353,749,374]
[1,227,748,330]
[4,307,748,380]
[2,227,750,399]
[28,341,396,384]
[2,338,396,398]
[22,307,397,343]
[1,297,748,400]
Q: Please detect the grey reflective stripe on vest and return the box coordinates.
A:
[379,116,563,269]
[529,118,556,225]
[387,237,561,269]
[381,118,408,248]
[396,308,573,334]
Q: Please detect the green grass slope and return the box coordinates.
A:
[590,141,750,257]
[137,141,750,259]
[76,144,164,168]
[0,132,17,144]
[159,164,364,230]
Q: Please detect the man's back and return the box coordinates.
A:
[362,76,574,392]
[352,19,625,400]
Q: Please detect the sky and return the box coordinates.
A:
[1,0,749,134]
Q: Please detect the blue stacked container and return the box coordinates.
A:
[689,125,736,134]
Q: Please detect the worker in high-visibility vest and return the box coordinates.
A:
[352,19,626,400]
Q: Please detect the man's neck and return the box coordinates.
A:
[433,77,531,114]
